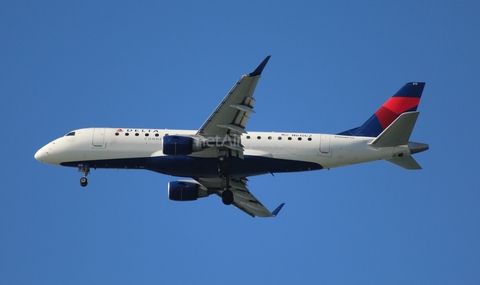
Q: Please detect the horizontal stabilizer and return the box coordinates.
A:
[387,156,422,170]
[369,112,419,147]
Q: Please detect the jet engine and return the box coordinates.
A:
[163,135,203,155]
[168,181,210,201]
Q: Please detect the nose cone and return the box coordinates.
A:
[34,148,42,161]
[34,141,60,165]
[34,145,49,163]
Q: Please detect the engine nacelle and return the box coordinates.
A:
[168,181,209,201]
[163,135,203,155]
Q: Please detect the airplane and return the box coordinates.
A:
[34,56,429,218]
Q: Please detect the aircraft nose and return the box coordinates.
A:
[34,145,48,162]
[34,142,57,164]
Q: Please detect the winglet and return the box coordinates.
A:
[272,203,285,217]
[249,56,271,76]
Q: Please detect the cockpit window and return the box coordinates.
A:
[65,132,75,137]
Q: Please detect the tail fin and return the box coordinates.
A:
[338,82,425,137]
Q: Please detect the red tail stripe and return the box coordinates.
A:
[382,97,420,115]
[375,108,398,129]
[375,97,421,129]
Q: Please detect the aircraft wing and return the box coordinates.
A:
[195,177,285,218]
[196,56,271,159]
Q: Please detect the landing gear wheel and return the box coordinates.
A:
[222,189,234,205]
[78,164,90,187]
[80,177,88,187]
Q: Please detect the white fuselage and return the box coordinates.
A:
[35,127,406,177]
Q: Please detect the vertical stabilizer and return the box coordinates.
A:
[338,82,425,137]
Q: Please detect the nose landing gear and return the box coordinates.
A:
[78,164,90,187]
[80,176,88,187]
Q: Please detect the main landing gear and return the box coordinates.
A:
[218,157,234,205]
[78,164,90,187]
[221,188,234,205]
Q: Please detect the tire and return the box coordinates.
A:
[221,190,234,205]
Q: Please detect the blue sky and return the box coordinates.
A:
[1,1,479,284]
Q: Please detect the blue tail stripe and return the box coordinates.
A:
[337,127,360,136]
[337,115,383,137]
[353,115,383,137]
[393,82,425,98]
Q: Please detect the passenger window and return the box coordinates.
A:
[115,133,119,136]
[155,133,159,137]
[278,137,282,140]
[145,133,149,137]
[135,133,139,136]
[298,137,302,141]
[257,136,261,139]
[308,138,312,141]
[246,136,250,139]
[288,137,292,140]
[125,133,129,136]
[268,136,272,140]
